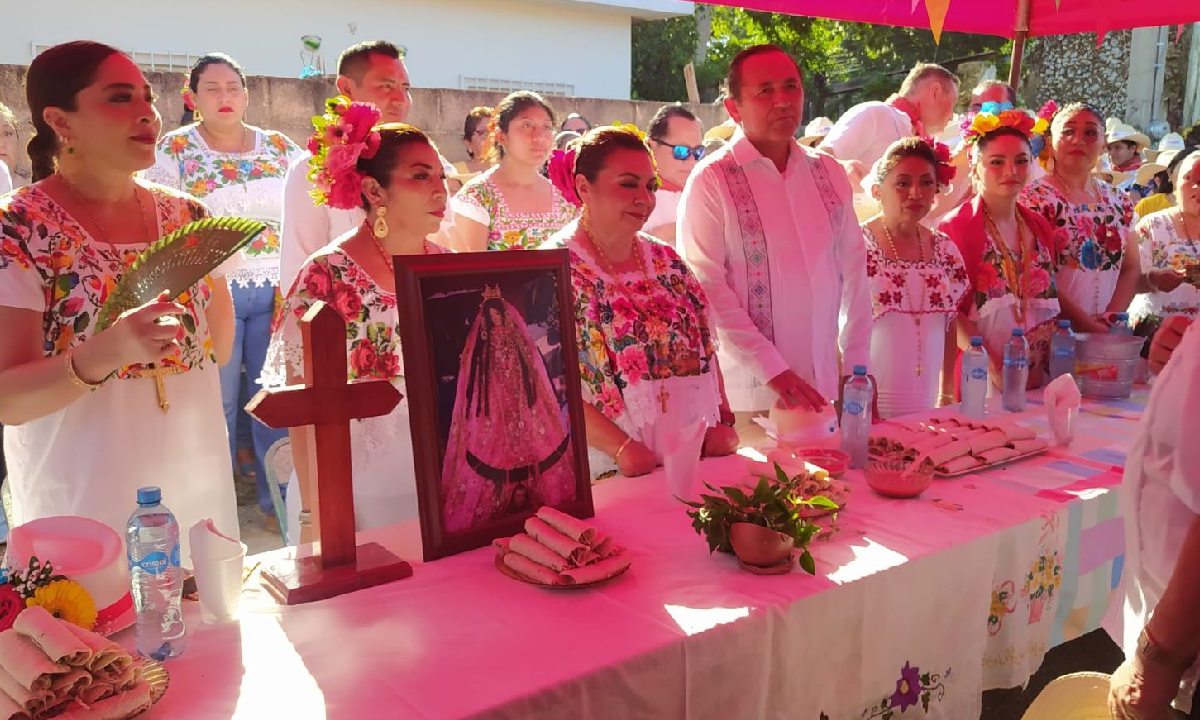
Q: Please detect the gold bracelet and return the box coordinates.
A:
[613,437,633,462]
[64,351,104,392]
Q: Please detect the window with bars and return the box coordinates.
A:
[460,76,574,97]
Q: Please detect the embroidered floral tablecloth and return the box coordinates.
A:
[132,389,1141,720]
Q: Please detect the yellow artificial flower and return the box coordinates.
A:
[1032,118,1049,135]
[972,114,1001,134]
[26,580,97,630]
[610,122,647,142]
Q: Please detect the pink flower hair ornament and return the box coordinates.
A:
[306,95,383,210]
[547,148,581,208]
[922,135,957,187]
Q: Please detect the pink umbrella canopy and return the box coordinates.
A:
[699,0,1199,39]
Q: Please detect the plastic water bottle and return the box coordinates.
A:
[840,365,874,469]
[1002,328,1029,413]
[961,336,989,418]
[1049,320,1076,380]
[127,487,186,660]
[1109,312,1133,335]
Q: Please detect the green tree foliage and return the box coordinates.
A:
[632,8,1011,116]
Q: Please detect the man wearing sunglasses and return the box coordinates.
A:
[644,105,705,246]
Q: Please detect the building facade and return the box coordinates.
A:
[0,0,692,100]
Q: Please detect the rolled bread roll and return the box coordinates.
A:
[1011,438,1049,454]
[13,607,89,667]
[560,554,631,585]
[502,553,561,586]
[536,507,596,545]
[0,632,64,692]
[979,446,1021,464]
[937,455,983,475]
[57,680,152,720]
[523,518,589,564]
[508,534,571,572]
[927,440,972,466]
[968,430,1010,455]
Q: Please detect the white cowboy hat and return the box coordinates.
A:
[1021,672,1112,720]
[1106,122,1151,149]
[1106,117,1122,134]
[799,116,834,147]
[1146,132,1185,162]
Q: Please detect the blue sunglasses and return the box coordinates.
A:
[653,138,706,161]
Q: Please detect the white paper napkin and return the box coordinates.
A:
[1043,374,1082,445]
[188,519,242,562]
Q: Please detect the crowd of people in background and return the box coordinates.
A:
[0,36,1198,718]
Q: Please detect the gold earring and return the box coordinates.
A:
[373,206,389,239]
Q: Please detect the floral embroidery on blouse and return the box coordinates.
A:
[1020,178,1133,272]
[452,168,578,251]
[0,183,215,377]
[275,243,445,382]
[560,235,716,421]
[145,126,303,288]
[965,227,1058,314]
[863,227,970,322]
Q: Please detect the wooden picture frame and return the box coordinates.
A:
[394,249,593,561]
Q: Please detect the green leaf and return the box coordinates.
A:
[798,550,816,575]
[774,461,790,486]
[803,495,840,510]
[722,485,751,507]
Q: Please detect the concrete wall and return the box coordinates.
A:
[0,65,726,183]
[0,0,690,102]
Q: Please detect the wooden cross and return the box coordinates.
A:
[245,301,412,605]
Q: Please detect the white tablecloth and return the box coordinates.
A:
[136,390,1142,719]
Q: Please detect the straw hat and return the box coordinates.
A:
[799,116,834,147]
[1135,162,1166,187]
[704,118,737,144]
[1021,672,1112,720]
[1107,122,1151,149]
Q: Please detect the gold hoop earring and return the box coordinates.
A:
[373,206,389,239]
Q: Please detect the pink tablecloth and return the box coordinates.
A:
[136,390,1142,719]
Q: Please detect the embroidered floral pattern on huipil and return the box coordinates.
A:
[451,168,578,250]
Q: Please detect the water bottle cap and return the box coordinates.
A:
[1057,319,1071,329]
[970,336,984,346]
[136,486,162,506]
[1012,328,1025,337]
[852,365,867,376]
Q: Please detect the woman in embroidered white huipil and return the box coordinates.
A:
[1131,151,1200,328]
[145,53,304,518]
[544,127,738,478]
[263,110,449,545]
[861,138,969,418]
[450,92,576,252]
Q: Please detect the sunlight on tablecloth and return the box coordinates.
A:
[664,604,750,635]
[236,615,326,717]
[828,537,909,584]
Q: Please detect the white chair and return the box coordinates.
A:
[263,438,292,545]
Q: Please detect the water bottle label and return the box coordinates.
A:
[171,544,181,568]
[1004,358,1027,368]
[969,368,987,381]
[1053,348,1073,358]
[845,400,865,415]
[136,551,171,576]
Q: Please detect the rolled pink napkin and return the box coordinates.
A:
[508,534,570,573]
[13,608,89,667]
[0,631,64,691]
[523,518,589,564]
[535,507,595,545]
[502,553,561,586]
[561,553,631,585]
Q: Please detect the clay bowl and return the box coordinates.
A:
[730,522,795,569]
[865,459,933,499]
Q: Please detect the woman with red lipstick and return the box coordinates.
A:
[544,126,737,478]
[146,53,304,524]
[450,91,576,251]
[1021,103,1139,333]
[264,104,448,544]
[0,42,239,557]
[940,108,1062,391]
[860,137,969,417]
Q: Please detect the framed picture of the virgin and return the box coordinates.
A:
[394,249,593,561]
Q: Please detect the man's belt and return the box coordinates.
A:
[466,434,571,486]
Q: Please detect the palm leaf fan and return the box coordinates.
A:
[96,217,266,330]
